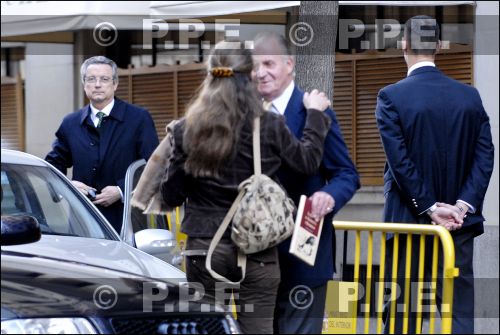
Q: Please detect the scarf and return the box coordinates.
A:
[130,119,179,214]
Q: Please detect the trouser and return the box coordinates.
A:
[383,229,475,334]
[274,283,328,334]
[185,237,280,334]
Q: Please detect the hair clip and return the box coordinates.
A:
[210,67,234,77]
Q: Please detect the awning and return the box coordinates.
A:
[1,1,476,38]
[149,1,300,18]
[149,0,475,18]
[339,1,474,6]
[1,1,151,37]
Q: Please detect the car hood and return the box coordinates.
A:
[1,235,186,282]
[1,253,215,320]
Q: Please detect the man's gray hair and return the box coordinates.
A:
[253,31,294,57]
[80,56,118,84]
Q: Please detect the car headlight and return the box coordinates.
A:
[1,318,97,334]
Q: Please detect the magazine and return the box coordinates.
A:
[289,195,324,266]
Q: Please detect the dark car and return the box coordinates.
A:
[1,149,239,334]
[1,215,239,334]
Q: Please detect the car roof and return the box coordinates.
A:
[1,149,47,167]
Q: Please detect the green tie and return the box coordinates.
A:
[96,111,106,128]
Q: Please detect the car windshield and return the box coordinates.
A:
[1,163,115,240]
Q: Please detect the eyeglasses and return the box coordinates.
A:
[84,76,113,84]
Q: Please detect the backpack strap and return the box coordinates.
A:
[206,189,247,285]
[205,116,260,285]
[253,116,261,176]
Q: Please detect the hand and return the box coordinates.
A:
[93,186,121,207]
[430,204,463,231]
[310,191,335,221]
[436,202,461,213]
[453,202,469,220]
[436,201,468,222]
[303,89,331,111]
[71,180,96,197]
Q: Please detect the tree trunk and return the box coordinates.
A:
[291,1,338,99]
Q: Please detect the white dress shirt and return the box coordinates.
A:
[90,99,115,127]
[269,81,295,115]
[407,61,435,77]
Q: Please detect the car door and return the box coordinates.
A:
[121,159,185,269]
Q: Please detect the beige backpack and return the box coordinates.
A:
[206,116,296,284]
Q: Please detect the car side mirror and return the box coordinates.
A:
[1,215,42,246]
[134,229,181,267]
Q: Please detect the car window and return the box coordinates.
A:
[129,164,171,232]
[1,163,115,240]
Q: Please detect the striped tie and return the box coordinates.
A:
[263,101,278,114]
[96,111,106,128]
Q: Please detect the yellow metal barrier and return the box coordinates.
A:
[325,221,459,334]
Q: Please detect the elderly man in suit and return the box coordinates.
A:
[46,56,159,232]
[252,32,360,334]
[376,16,494,334]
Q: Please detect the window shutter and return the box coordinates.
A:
[177,69,205,117]
[333,60,355,157]
[1,77,24,151]
[116,64,205,138]
[132,72,175,137]
[116,75,130,102]
[436,52,472,84]
[355,57,407,185]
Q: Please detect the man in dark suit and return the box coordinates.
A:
[376,16,494,334]
[46,56,159,232]
[253,32,360,334]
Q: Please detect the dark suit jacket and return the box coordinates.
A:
[277,86,360,289]
[46,98,159,231]
[376,66,494,236]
